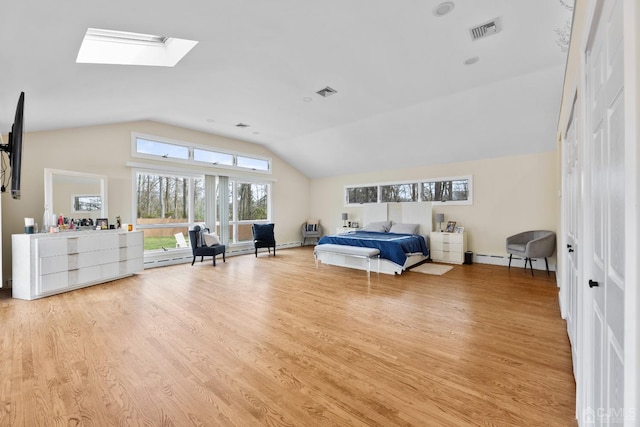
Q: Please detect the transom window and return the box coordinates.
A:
[345,176,472,206]
[132,133,271,173]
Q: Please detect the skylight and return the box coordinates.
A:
[76,28,198,67]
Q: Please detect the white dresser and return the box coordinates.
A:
[12,230,144,300]
[430,231,467,264]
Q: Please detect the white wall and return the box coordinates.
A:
[1,120,311,284]
[310,150,560,262]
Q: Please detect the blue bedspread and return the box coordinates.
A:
[317,231,429,266]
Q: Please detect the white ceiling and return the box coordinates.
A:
[0,0,571,178]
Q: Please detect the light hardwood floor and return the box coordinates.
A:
[0,247,576,426]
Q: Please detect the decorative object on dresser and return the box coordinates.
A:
[436,213,445,232]
[445,221,456,233]
[341,212,348,227]
[430,231,467,264]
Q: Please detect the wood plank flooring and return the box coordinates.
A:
[0,247,576,426]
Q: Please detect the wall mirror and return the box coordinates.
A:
[44,168,108,226]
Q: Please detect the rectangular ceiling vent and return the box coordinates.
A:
[316,86,337,97]
[469,18,501,41]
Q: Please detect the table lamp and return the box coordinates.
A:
[436,213,445,232]
[342,213,348,227]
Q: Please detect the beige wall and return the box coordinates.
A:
[1,120,310,284]
[310,150,559,260]
[1,123,561,284]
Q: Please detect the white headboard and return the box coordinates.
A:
[362,202,433,236]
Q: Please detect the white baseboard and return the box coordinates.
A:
[472,253,556,272]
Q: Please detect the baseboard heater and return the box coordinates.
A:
[143,241,302,269]
[473,253,556,272]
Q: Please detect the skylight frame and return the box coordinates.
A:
[76,27,198,67]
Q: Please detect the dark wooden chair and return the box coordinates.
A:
[188,225,226,266]
[252,223,276,257]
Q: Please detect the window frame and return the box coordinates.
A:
[131,132,272,174]
[226,179,272,245]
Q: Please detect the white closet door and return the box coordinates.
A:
[563,97,580,377]
[584,0,626,424]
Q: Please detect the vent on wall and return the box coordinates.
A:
[316,86,337,97]
[469,18,501,41]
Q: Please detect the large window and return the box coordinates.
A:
[135,171,203,251]
[219,180,271,244]
[345,176,472,206]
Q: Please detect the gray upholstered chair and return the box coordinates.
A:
[301,221,323,246]
[506,230,556,276]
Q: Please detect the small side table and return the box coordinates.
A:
[336,227,359,235]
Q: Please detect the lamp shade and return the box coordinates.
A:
[436,213,445,223]
[341,213,348,220]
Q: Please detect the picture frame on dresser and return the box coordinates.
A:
[96,218,108,229]
[455,226,464,233]
[445,221,456,233]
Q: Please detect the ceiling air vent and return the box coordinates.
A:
[316,86,337,97]
[469,18,501,41]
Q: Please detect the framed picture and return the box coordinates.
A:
[351,222,359,228]
[455,226,465,233]
[96,218,109,230]
[445,221,456,233]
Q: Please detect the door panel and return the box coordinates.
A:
[584,0,625,424]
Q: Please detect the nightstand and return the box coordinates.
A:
[430,231,467,264]
[336,227,359,235]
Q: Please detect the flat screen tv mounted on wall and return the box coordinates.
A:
[1,91,24,199]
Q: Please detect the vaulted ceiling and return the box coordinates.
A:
[1,0,571,178]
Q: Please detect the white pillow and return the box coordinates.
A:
[362,221,391,232]
[203,233,221,246]
[389,223,419,234]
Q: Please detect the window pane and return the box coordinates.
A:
[421,178,469,202]
[381,183,417,202]
[451,179,469,201]
[228,182,234,221]
[347,186,378,204]
[194,149,233,165]
[237,183,268,221]
[237,156,269,171]
[136,138,189,160]
[141,227,189,251]
[193,178,205,222]
[136,173,189,221]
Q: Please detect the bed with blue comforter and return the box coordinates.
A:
[317,231,429,267]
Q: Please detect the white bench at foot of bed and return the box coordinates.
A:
[314,244,380,277]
